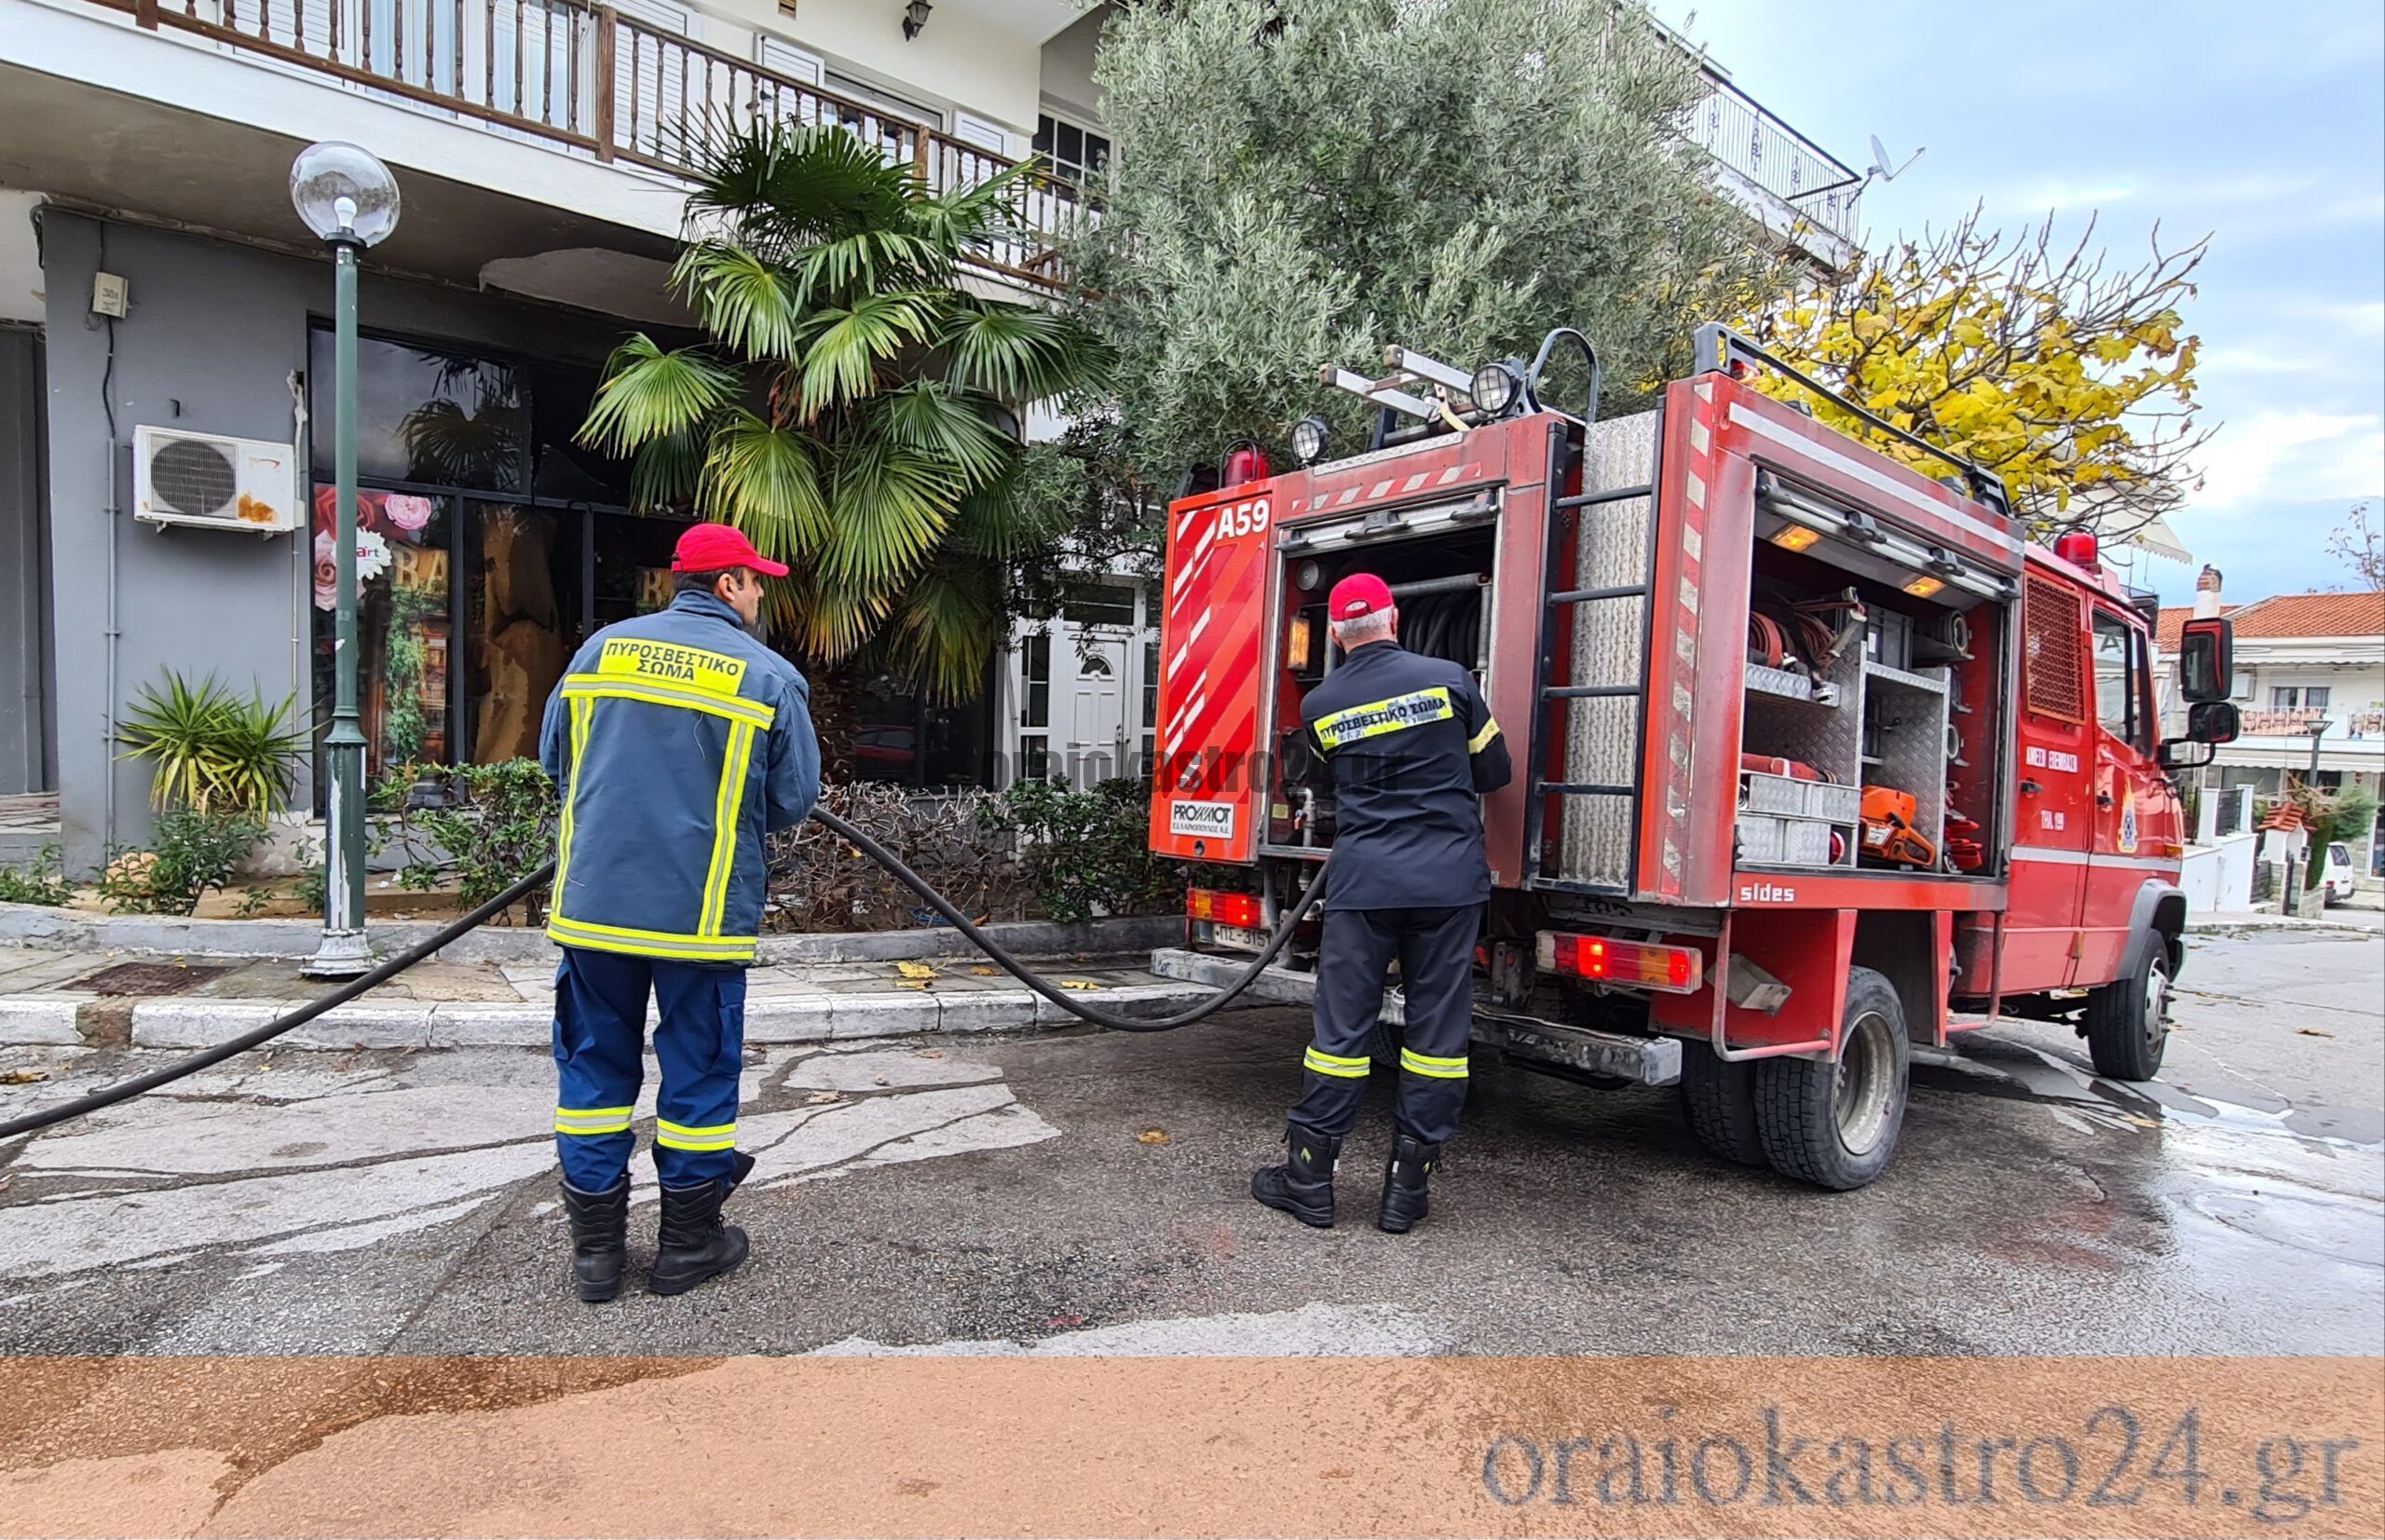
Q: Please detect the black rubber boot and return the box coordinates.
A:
[559,1178,629,1303]
[1250,1121,1340,1229]
[649,1171,752,1296]
[1376,1137,1441,1234]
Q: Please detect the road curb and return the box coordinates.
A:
[0,902,1181,966]
[0,997,81,1045]
[2186,913,2380,935]
[119,980,1220,1050]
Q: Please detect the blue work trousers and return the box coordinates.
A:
[552,947,745,1190]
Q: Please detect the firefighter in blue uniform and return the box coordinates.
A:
[1252,573,1512,1233]
[538,523,820,1302]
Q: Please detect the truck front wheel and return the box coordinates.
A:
[2083,945,2171,1082]
[1754,967,1909,1191]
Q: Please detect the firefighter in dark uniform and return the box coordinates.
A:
[1252,573,1511,1233]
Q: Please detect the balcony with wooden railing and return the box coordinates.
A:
[91,0,1096,289]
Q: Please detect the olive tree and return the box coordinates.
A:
[1074,0,1780,496]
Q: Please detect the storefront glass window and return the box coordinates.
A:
[309,331,525,492]
[309,486,454,783]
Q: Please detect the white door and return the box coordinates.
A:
[1065,635,1128,787]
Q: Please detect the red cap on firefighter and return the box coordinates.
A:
[1328,573,1394,621]
[672,522,790,579]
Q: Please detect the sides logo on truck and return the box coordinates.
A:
[1169,800,1237,841]
[2118,784,2139,854]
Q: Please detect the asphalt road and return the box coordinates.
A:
[1,925,2378,1359]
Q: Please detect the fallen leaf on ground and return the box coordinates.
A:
[970,966,998,976]
[0,1069,49,1085]
[1059,979,1102,991]
[805,1090,843,1105]
[894,961,939,980]
[2297,1028,2334,1038]
[894,980,932,991]
[1137,1128,1170,1145]
[913,1049,944,1058]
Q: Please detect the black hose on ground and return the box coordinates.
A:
[0,808,1327,1140]
[811,805,1328,1033]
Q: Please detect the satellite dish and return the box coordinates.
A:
[1860,135,1924,184]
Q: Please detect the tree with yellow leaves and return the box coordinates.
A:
[1745,210,2209,536]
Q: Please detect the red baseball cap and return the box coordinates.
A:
[672,522,789,579]
[1327,573,1394,620]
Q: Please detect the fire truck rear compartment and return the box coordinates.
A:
[1272,523,1497,850]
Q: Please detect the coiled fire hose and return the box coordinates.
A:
[0,805,1329,1140]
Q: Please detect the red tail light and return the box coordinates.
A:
[1534,931,1701,993]
[1188,888,1265,930]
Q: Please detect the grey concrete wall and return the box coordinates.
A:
[0,325,52,794]
[37,211,627,870]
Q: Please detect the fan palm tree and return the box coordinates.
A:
[580,123,1110,767]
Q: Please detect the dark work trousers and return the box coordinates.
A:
[552,947,746,1191]
[1289,905,1481,1145]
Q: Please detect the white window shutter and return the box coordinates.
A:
[756,35,825,86]
[608,0,696,161]
[950,112,1009,155]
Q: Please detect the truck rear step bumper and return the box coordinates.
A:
[1148,947,1683,1087]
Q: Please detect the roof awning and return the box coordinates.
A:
[2110,512,2194,565]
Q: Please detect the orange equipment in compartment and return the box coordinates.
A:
[1859,786,1938,867]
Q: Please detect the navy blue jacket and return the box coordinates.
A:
[1301,641,1512,911]
[538,591,820,964]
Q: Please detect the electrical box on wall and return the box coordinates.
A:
[91,271,128,318]
[131,426,300,536]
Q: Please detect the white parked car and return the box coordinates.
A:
[2320,842,2356,906]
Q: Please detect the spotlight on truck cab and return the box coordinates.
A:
[1290,416,1331,465]
[1470,358,1524,417]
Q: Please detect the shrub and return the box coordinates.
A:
[980,776,1183,926]
[768,784,1026,931]
[0,843,75,907]
[101,811,266,916]
[116,673,307,813]
[385,758,557,921]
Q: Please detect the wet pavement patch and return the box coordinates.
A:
[69,962,234,997]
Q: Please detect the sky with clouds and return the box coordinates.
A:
[1652,0,2384,606]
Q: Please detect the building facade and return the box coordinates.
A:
[0,0,1859,871]
[2159,580,2385,885]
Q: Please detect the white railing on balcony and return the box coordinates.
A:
[1684,69,1862,248]
[89,0,1092,288]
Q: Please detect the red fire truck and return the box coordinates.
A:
[1147,324,2242,1189]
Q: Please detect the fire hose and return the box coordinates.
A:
[0,805,1330,1141]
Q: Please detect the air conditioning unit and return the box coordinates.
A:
[132,426,300,536]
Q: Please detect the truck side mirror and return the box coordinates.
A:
[2159,701,2240,770]
[2175,616,2233,703]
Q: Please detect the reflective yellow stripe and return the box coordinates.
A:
[656,1118,738,1152]
[1313,686,1454,749]
[1399,1047,1470,1079]
[551,695,593,907]
[561,675,777,729]
[700,719,756,937]
[1303,1047,1371,1079]
[1468,717,1502,754]
[546,914,757,963]
[555,1105,634,1136]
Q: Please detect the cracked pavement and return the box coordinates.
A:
[0,926,2377,1357]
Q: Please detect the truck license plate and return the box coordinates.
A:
[1211,924,1267,953]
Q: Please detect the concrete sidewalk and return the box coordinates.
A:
[0,943,1208,1050]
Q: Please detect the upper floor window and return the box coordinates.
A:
[2271,686,2332,711]
[1034,113,1111,189]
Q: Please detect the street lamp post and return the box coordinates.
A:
[2308,717,2336,784]
[292,143,402,978]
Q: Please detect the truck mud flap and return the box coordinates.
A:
[1149,947,1682,1087]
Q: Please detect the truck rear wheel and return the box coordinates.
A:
[1680,1045,1766,1166]
[2083,946,2170,1082]
[1754,967,1908,1191]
